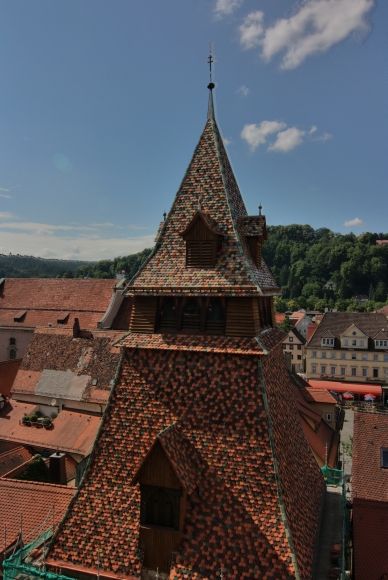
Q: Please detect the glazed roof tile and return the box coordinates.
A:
[0,401,102,456]
[0,446,32,477]
[0,278,116,329]
[49,345,323,580]
[237,215,266,237]
[12,327,122,403]
[0,478,74,554]
[352,411,388,502]
[126,118,279,297]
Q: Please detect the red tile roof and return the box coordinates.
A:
[12,327,122,404]
[49,344,323,580]
[0,478,74,555]
[308,380,382,396]
[0,445,32,477]
[0,278,116,329]
[300,415,339,468]
[300,387,337,405]
[275,313,286,324]
[352,411,388,502]
[0,358,22,397]
[126,118,279,297]
[353,498,388,580]
[0,401,102,456]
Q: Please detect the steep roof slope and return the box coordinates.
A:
[127,112,278,297]
[0,278,116,328]
[48,331,323,580]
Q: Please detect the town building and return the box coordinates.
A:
[0,278,118,362]
[305,312,388,390]
[352,410,388,579]
[42,84,325,580]
[289,311,311,339]
[282,326,306,373]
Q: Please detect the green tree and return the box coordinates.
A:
[280,314,294,333]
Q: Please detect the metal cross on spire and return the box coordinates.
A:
[207,43,216,90]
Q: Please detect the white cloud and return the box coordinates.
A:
[0,221,94,233]
[90,222,115,227]
[237,85,250,96]
[0,212,15,219]
[239,10,264,49]
[0,187,10,192]
[344,217,366,227]
[241,120,286,151]
[0,230,156,261]
[268,127,306,152]
[223,137,232,146]
[309,125,318,134]
[0,194,12,199]
[215,0,243,18]
[239,0,374,69]
[314,132,333,141]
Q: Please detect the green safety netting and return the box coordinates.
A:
[321,465,343,486]
[3,529,73,580]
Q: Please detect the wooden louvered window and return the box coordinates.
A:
[206,299,224,335]
[186,241,215,268]
[182,299,201,333]
[141,485,180,531]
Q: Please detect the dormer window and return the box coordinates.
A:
[181,211,222,269]
[381,449,388,468]
[376,340,388,348]
[322,338,334,346]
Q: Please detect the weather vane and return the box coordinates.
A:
[207,43,216,88]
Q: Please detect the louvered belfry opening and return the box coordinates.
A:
[186,240,215,268]
[158,298,177,332]
[206,298,224,335]
[182,299,201,333]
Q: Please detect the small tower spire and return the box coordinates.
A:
[258,203,263,216]
[207,44,216,120]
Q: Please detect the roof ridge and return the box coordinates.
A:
[2,478,73,491]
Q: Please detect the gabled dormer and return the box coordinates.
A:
[374,331,388,349]
[320,330,335,348]
[180,210,223,268]
[340,324,368,349]
[238,211,267,268]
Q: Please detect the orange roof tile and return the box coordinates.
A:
[0,478,74,554]
[0,401,102,456]
[0,446,32,477]
[300,387,337,405]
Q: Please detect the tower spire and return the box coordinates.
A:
[207,44,216,120]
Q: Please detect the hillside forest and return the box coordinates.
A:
[1,226,388,313]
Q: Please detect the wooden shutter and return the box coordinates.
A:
[186,241,215,268]
[130,297,157,333]
[225,298,260,337]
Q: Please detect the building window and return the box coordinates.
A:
[362,354,367,361]
[351,367,357,377]
[289,337,293,342]
[341,353,346,359]
[186,241,216,268]
[326,413,332,422]
[321,365,326,374]
[360,340,365,346]
[374,354,379,361]
[331,352,336,359]
[182,299,201,333]
[362,368,367,377]
[351,353,357,360]
[297,355,302,360]
[312,351,317,358]
[321,352,326,359]
[289,344,294,350]
[330,366,336,375]
[9,349,17,360]
[373,368,379,378]
[141,485,180,531]
[312,364,317,374]
[384,355,388,362]
[322,338,334,346]
[340,367,346,376]
[352,340,357,346]
[381,449,388,468]
[376,340,388,348]
[158,298,177,332]
[384,368,388,378]
[297,345,302,351]
[282,344,287,350]
[10,337,16,346]
[344,339,349,346]
[352,331,356,335]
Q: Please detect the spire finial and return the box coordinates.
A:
[258,203,262,216]
[207,44,216,119]
[163,210,167,222]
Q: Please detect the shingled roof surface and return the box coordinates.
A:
[12,327,122,403]
[49,340,323,580]
[126,115,279,297]
[307,312,388,348]
[352,411,388,502]
[1,478,75,553]
[0,278,115,328]
[0,445,32,477]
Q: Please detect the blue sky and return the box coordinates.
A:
[1,0,387,261]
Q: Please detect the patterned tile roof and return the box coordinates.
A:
[48,344,323,580]
[0,278,116,329]
[0,401,102,456]
[237,215,266,237]
[0,478,74,555]
[352,411,388,502]
[0,445,32,477]
[12,327,122,403]
[126,117,279,297]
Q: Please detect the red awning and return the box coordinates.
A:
[308,380,382,396]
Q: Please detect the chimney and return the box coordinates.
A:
[73,317,80,338]
[49,450,67,485]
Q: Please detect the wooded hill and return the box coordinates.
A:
[1,227,388,314]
